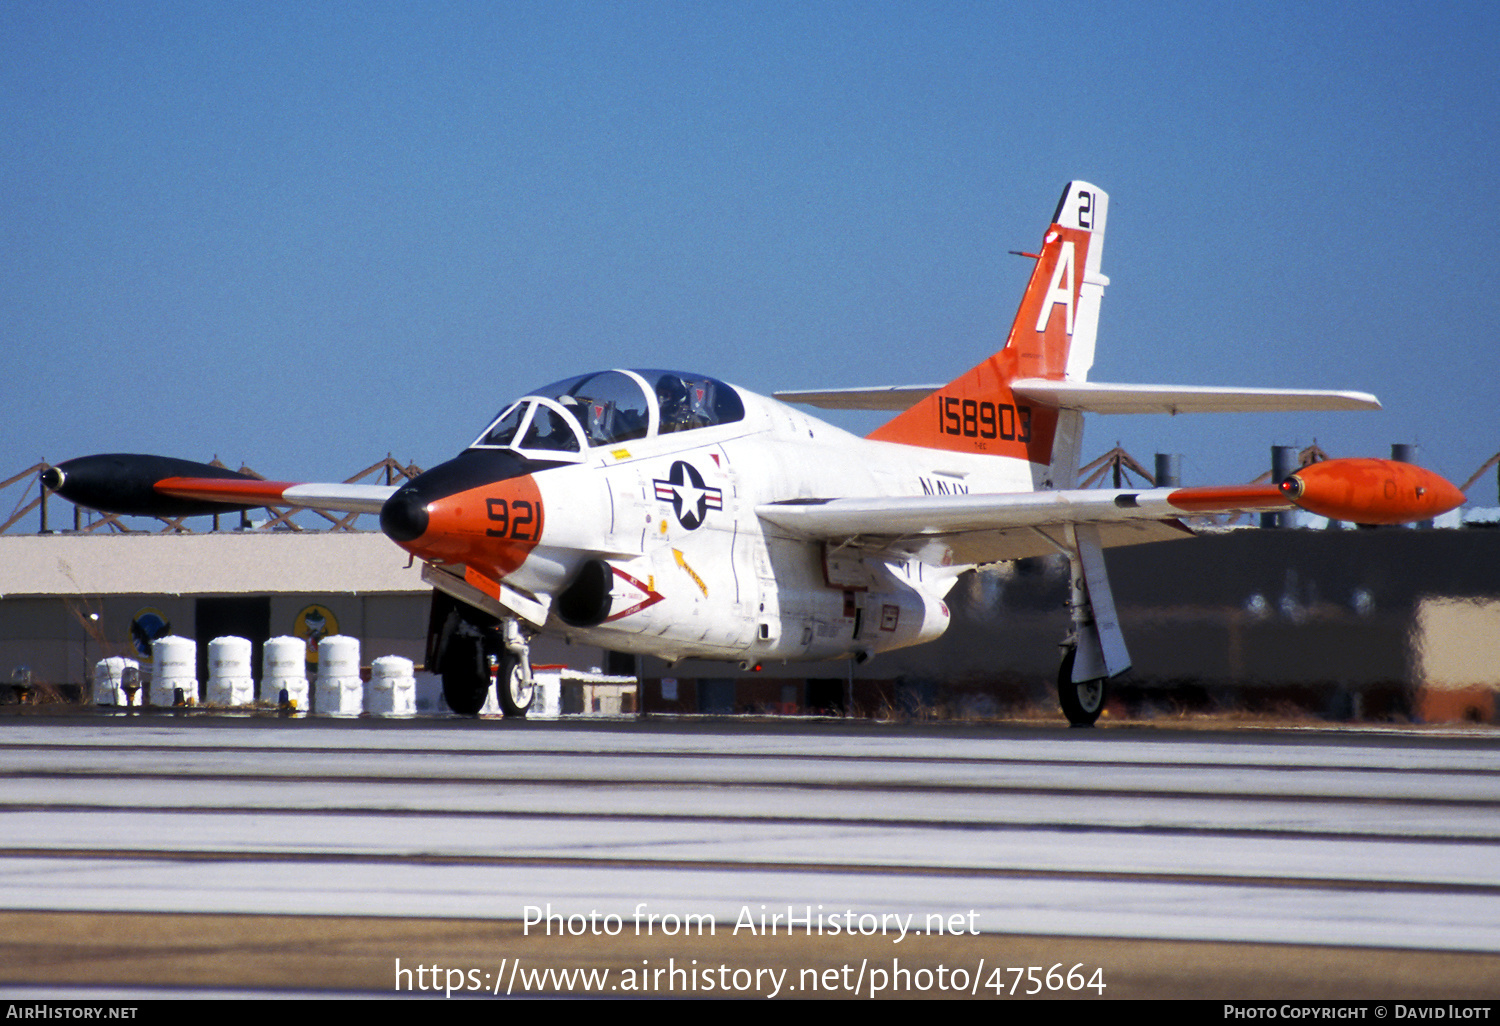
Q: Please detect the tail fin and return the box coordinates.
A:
[867,181,1108,483]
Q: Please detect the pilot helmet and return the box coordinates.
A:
[656,374,690,431]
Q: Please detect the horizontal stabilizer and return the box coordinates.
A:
[1010,380,1381,415]
[774,385,940,412]
[777,381,1381,415]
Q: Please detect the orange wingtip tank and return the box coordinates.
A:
[1280,458,1464,525]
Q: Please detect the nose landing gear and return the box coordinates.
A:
[496,618,536,718]
[429,590,535,718]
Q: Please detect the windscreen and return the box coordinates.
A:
[473,369,744,451]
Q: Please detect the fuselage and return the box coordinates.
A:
[382,370,1046,664]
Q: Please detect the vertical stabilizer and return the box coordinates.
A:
[868,181,1108,486]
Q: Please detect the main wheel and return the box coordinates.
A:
[497,651,535,719]
[1057,646,1106,728]
[440,634,491,716]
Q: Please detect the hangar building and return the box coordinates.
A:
[2,524,1497,723]
[0,531,610,695]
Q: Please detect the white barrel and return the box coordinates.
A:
[94,657,141,706]
[263,636,306,679]
[530,667,562,719]
[260,635,310,710]
[208,636,252,677]
[206,636,255,706]
[150,635,197,706]
[314,634,363,716]
[366,655,416,717]
[319,635,360,679]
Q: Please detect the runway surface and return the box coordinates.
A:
[1,711,1498,999]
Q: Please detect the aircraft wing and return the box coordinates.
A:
[154,478,397,514]
[775,381,1380,414]
[40,455,397,518]
[756,457,1464,565]
[755,484,1279,563]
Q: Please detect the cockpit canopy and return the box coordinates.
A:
[471,369,746,460]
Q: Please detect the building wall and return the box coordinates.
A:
[0,532,619,688]
[0,592,417,687]
[642,528,1500,720]
[5,527,1499,720]
[1413,597,1500,722]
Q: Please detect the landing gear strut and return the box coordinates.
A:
[1054,525,1127,728]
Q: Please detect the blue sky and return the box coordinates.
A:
[4,0,1498,521]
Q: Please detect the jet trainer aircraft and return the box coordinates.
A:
[44,182,1464,725]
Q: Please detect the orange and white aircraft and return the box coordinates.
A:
[44,182,1463,725]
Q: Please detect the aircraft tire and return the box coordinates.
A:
[497,651,534,719]
[441,634,490,717]
[1057,646,1106,728]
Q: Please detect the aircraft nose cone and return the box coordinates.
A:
[378,447,547,559]
[380,486,430,543]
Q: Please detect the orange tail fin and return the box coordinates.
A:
[868,181,1108,476]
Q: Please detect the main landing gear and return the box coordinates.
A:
[1054,526,1127,729]
[431,592,535,718]
[1057,646,1107,728]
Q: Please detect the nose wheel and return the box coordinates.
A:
[433,596,536,718]
[497,650,535,718]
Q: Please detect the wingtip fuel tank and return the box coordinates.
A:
[41,454,260,518]
[1281,458,1464,525]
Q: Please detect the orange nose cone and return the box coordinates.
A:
[401,476,545,579]
[1283,458,1464,524]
